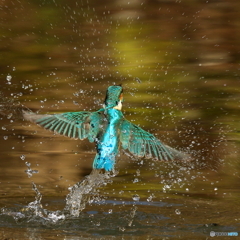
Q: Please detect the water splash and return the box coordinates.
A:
[0,91,31,120]
[0,169,117,224]
[64,169,117,217]
[127,205,138,227]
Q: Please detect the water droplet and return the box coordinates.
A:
[25,162,31,167]
[20,155,25,160]
[6,74,12,82]
[108,209,112,214]
[7,113,13,119]
[147,195,153,202]
[175,209,181,215]
[133,178,139,183]
[135,77,141,83]
[132,194,140,201]
[3,136,8,140]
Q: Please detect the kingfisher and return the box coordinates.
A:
[23,85,187,171]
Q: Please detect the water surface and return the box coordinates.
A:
[0,0,240,239]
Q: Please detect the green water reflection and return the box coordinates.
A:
[0,0,240,239]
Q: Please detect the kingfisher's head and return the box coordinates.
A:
[104,85,123,110]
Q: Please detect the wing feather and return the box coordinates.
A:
[119,119,187,161]
[23,110,105,142]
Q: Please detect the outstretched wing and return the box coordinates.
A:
[23,110,104,142]
[119,119,185,161]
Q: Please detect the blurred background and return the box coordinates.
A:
[0,0,240,238]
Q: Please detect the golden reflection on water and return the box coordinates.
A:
[0,0,240,239]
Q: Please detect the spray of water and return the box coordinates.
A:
[1,170,117,224]
[64,169,117,217]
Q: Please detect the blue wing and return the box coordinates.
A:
[119,119,185,161]
[23,110,104,142]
